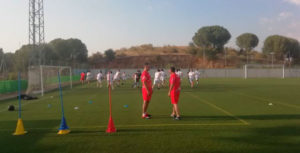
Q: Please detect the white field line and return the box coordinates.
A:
[187,93,250,125]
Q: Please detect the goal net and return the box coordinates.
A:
[244,64,285,78]
[26,65,73,96]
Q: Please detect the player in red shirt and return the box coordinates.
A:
[168,66,181,120]
[80,72,85,85]
[141,63,153,119]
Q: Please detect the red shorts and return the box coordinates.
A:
[170,91,180,104]
[142,88,152,102]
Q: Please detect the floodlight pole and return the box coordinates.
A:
[29,0,45,65]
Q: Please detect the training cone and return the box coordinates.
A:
[13,118,27,136]
[106,116,116,133]
[57,116,70,135]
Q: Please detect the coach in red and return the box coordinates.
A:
[141,63,153,119]
[168,66,181,120]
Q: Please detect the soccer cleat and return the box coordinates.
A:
[142,114,152,119]
[170,114,176,118]
[174,117,181,121]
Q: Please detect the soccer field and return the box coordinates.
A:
[0,78,300,153]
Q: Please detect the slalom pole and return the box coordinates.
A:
[106,72,116,133]
[57,71,70,135]
[13,72,27,135]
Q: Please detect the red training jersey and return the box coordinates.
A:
[141,70,152,90]
[81,72,85,78]
[169,73,181,92]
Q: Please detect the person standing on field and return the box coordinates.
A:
[86,71,92,84]
[96,71,103,88]
[107,71,114,90]
[152,69,161,89]
[188,69,195,88]
[168,66,181,120]
[194,69,200,85]
[80,72,85,85]
[141,63,153,119]
[121,72,126,85]
[160,69,166,87]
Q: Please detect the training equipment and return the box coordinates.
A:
[47,104,52,108]
[74,106,79,110]
[13,73,27,136]
[27,65,72,96]
[106,73,116,133]
[124,105,128,108]
[57,72,70,135]
[8,105,15,111]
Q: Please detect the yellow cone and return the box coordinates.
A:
[57,129,71,135]
[13,118,27,136]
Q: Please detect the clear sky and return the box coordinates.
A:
[0,0,300,54]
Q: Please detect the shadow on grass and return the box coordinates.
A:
[214,125,300,153]
[157,114,300,122]
[0,119,60,153]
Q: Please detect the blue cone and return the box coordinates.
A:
[58,116,69,130]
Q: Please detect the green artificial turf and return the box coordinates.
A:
[1,78,300,153]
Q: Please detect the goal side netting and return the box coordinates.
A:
[26,65,73,96]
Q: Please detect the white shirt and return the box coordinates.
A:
[114,71,120,80]
[154,71,161,80]
[97,73,102,80]
[188,71,194,79]
[176,71,183,78]
[122,73,126,79]
[86,72,92,79]
[194,70,200,78]
[107,73,113,81]
[160,71,165,80]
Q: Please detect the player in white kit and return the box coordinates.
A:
[152,69,161,89]
[107,71,114,89]
[96,71,103,88]
[86,71,92,84]
[188,69,195,88]
[160,69,166,87]
[121,72,126,85]
[176,69,183,79]
[194,69,200,85]
[113,70,121,86]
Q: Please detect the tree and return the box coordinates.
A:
[263,35,300,60]
[236,33,259,63]
[0,48,3,58]
[49,38,88,65]
[14,44,39,71]
[193,25,231,51]
[104,49,115,62]
[4,53,15,72]
[192,25,231,59]
[88,52,104,67]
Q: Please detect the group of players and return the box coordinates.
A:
[80,69,201,90]
[79,66,202,120]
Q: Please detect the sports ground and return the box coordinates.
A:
[0,78,300,153]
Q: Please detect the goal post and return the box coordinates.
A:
[243,64,285,79]
[26,65,73,96]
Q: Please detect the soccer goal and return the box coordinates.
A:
[244,64,285,79]
[26,65,73,96]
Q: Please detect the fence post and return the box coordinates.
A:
[244,64,248,79]
[282,65,285,79]
[70,68,73,89]
[40,65,44,96]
